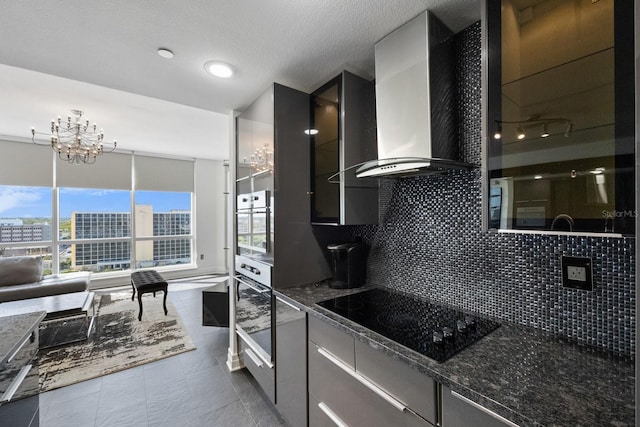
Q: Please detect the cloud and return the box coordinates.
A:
[59,188,123,197]
[0,187,44,214]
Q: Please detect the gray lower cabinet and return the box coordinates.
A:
[1,325,40,427]
[275,295,307,427]
[354,340,437,424]
[238,339,275,403]
[441,385,519,427]
[308,316,434,427]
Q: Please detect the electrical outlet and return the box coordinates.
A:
[200,254,204,260]
[561,256,593,291]
[567,266,586,282]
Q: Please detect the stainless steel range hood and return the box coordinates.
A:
[355,10,474,178]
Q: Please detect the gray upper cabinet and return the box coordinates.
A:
[310,71,378,225]
[484,0,635,235]
[236,83,330,287]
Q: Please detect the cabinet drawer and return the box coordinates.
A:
[0,393,39,427]
[309,341,432,427]
[441,385,518,427]
[308,315,355,368]
[239,339,275,403]
[355,339,437,424]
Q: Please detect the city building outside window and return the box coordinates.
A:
[0,185,54,274]
[135,191,192,268]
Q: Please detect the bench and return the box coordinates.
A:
[130,270,168,321]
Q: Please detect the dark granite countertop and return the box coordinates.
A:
[0,311,45,364]
[274,283,635,427]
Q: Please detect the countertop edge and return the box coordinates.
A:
[1,311,46,364]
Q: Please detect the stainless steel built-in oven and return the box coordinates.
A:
[236,190,273,262]
[234,255,275,401]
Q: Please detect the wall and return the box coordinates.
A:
[348,22,635,356]
[194,159,228,276]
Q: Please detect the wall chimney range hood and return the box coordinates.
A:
[355,10,474,178]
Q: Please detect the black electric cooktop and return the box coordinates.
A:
[317,288,500,363]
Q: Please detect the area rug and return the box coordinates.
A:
[39,291,196,392]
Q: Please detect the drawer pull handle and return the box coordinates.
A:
[236,327,274,368]
[318,402,349,427]
[0,364,32,404]
[450,390,520,427]
[317,347,406,412]
[244,348,264,368]
[275,296,301,311]
[7,334,32,363]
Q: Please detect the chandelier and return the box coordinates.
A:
[31,109,117,164]
[250,144,274,173]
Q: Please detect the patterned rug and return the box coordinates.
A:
[39,291,196,392]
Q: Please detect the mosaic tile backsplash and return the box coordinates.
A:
[348,22,635,356]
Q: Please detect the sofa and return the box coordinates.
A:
[0,256,90,303]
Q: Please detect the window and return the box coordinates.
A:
[134,191,192,268]
[0,185,54,274]
[0,142,197,276]
[59,188,131,273]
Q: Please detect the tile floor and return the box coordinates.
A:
[38,277,287,427]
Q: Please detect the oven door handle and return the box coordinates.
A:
[233,275,270,294]
[244,348,264,368]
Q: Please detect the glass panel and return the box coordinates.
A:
[135,191,191,237]
[135,239,191,268]
[65,241,131,273]
[311,79,340,223]
[251,211,268,252]
[487,0,634,234]
[0,185,52,241]
[59,188,131,239]
[237,212,251,250]
[0,185,54,274]
[0,246,54,275]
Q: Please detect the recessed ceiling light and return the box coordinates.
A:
[204,61,234,78]
[304,129,319,135]
[157,48,175,59]
[534,175,543,180]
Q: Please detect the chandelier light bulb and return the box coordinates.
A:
[516,126,526,140]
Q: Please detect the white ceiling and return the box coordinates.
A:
[0,0,480,160]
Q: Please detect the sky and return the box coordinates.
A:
[0,186,190,218]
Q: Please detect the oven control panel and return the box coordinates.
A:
[235,255,272,288]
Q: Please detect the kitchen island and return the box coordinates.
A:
[275,282,634,427]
